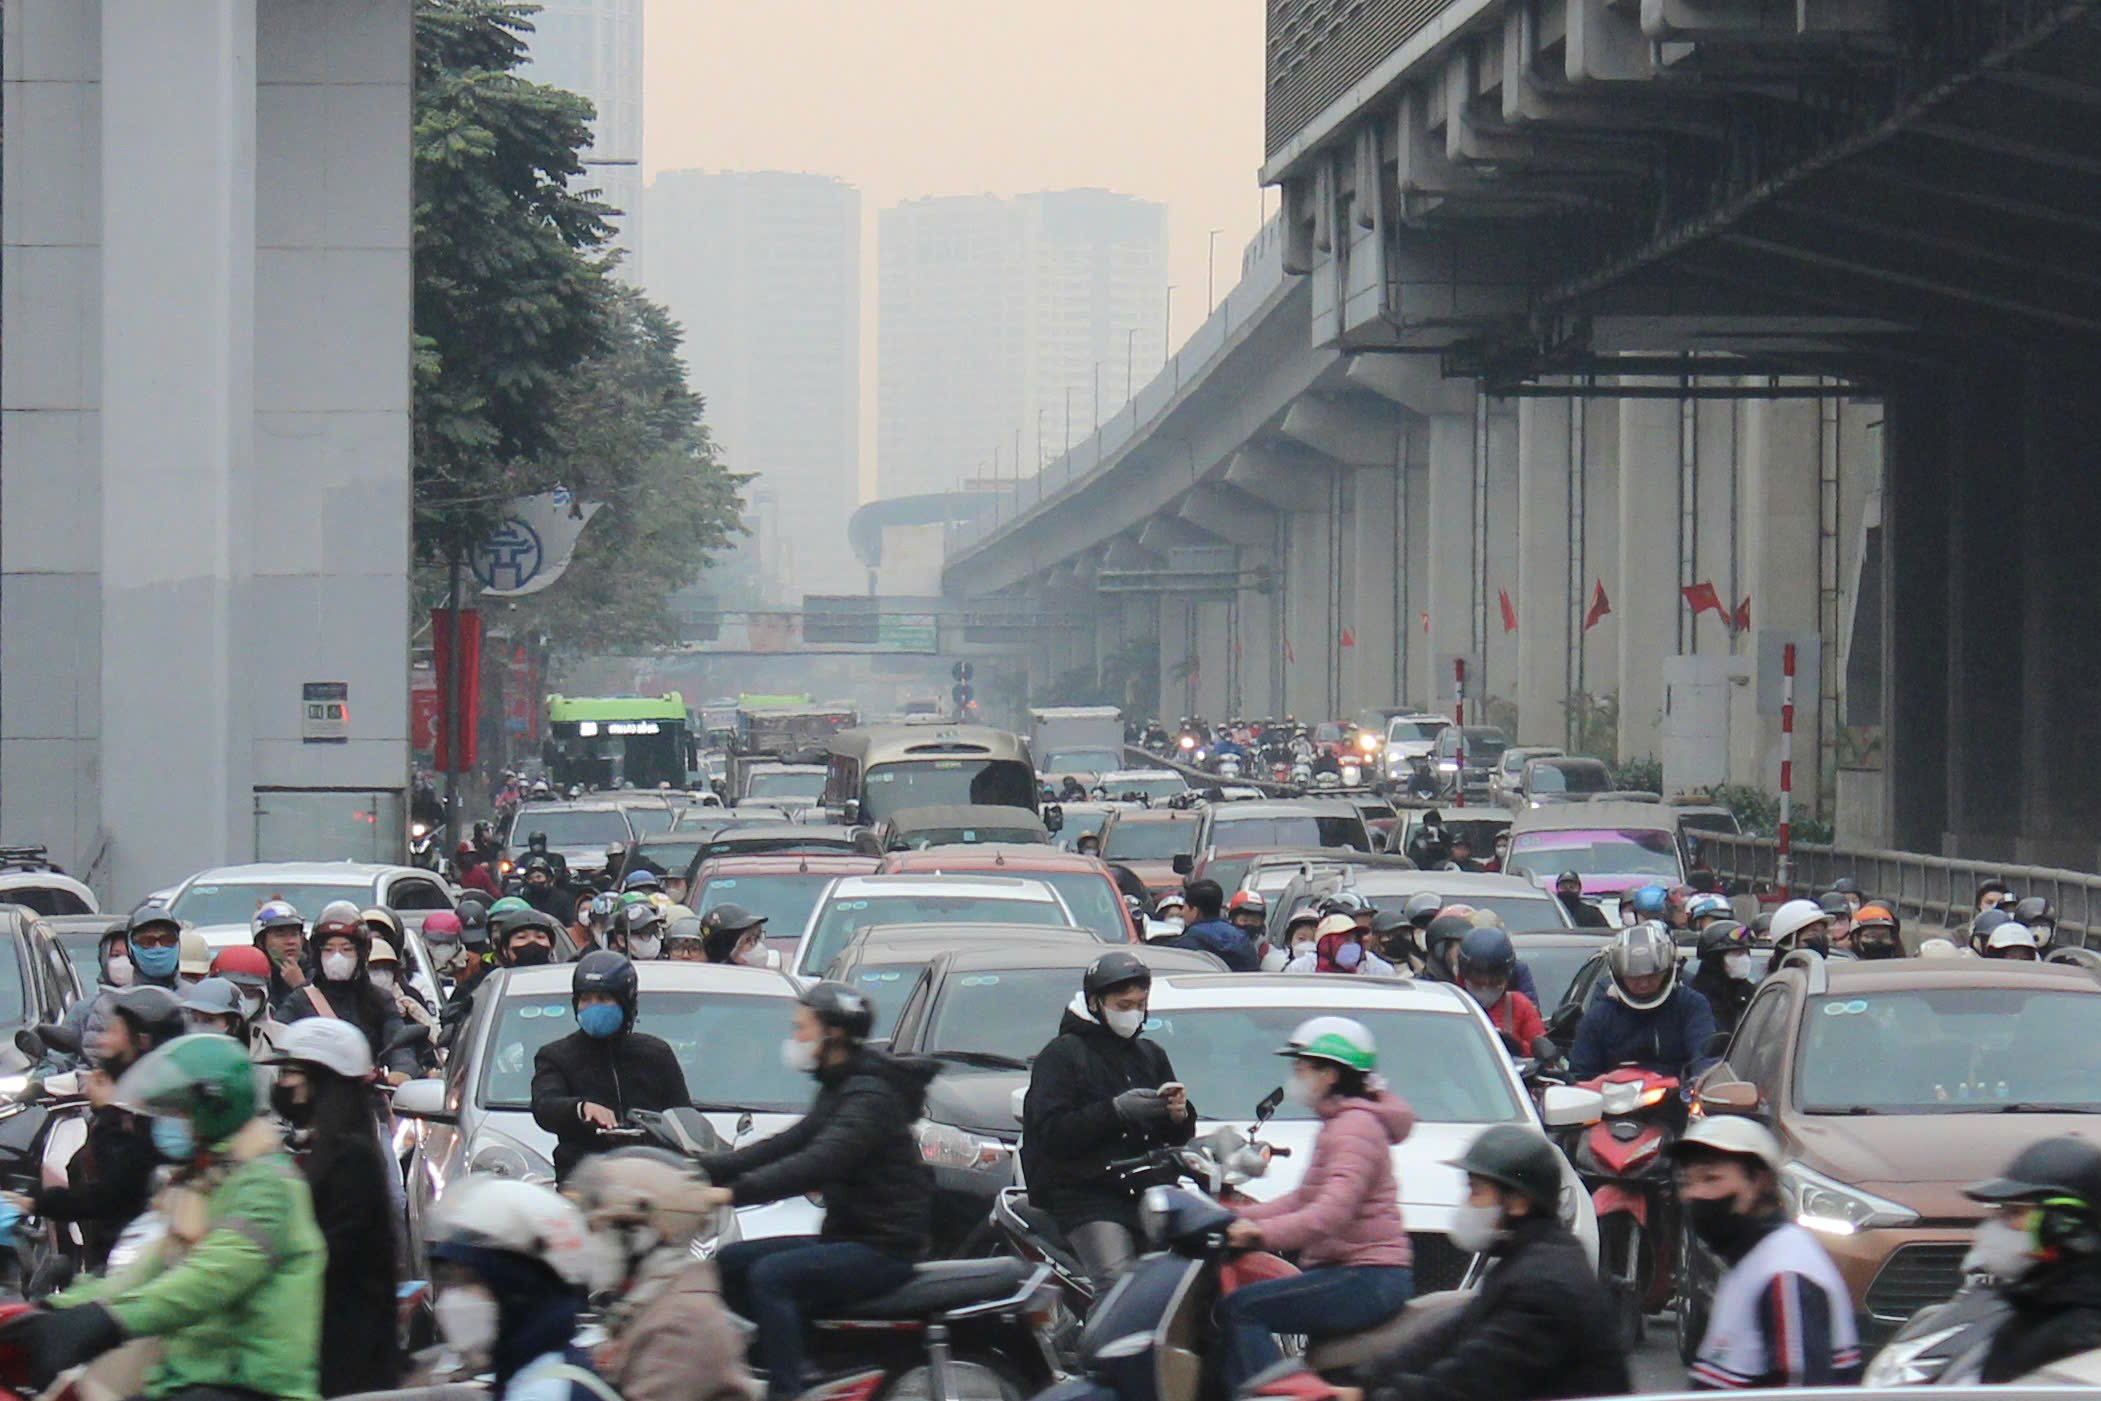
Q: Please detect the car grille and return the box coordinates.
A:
[1411,1231,1473,1293]
[1865,1243,1969,1322]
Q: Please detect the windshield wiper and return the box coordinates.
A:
[930,1050,1030,1070]
[1994,1102,2100,1114]
[1807,1105,1882,1116]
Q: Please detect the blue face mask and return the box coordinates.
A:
[131,941,180,980]
[152,1117,195,1162]
[577,1003,623,1039]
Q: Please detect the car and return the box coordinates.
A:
[605,793,681,838]
[161,862,456,950]
[1505,756,1614,809]
[1096,808,1205,895]
[735,763,828,816]
[1683,953,2101,1349]
[42,913,121,996]
[0,847,98,917]
[1094,769,1190,804]
[1429,726,1511,801]
[683,823,866,862]
[872,805,1052,853]
[1379,713,1451,780]
[879,846,1141,944]
[690,854,882,965]
[1046,801,1134,853]
[617,835,715,904]
[1489,747,1564,805]
[0,907,87,1089]
[392,960,819,1261]
[825,924,1107,1041]
[1179,800,1374,877]
[1387,810,1515,864]
[1509,932,1617,1014]
[1265,868,1574,946]
[501,801,638,885]
[792,874,1083,979]
[1351,793,1401,846]
[1136,972,1599,1288]
[874,941,1226,1252]
[1673,802,1745,870]
[1505,802,1688,917]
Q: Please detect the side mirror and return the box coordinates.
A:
[1171,853,1194,876]
[1541,1084,1605,1128]
[840,799,861,825]
[390,1076,456,1125]
[1698,1080,1761,1115]
[1009,1085,1028,1125]
[1545,1002,1583,1042]
[1042,803,1064,835]
[12,1030,41,1060]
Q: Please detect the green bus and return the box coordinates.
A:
[544,693,694,790]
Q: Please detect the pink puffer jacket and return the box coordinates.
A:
[1236,1089,1414,1268]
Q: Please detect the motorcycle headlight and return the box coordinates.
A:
[1780,1160,1918,1235]
[1357,733,1380,753]
[913,1120,1011,1171]
[1438,760,1460,772]
[1862,1323,1965,1386]
[411,822,428,838]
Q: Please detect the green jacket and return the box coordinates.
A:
[57,1122,326,1400]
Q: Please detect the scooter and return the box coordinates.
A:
[1861,1279,2008,1386]
[1567,1067,1682,1350]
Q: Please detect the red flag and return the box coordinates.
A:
[1498,588,1518,634]
[1733,596,1752,633]
[1681,581,1724,619]
[1584,581,1612,631]
[1284,639,1296,664]
[1419,611,1430,635]
[1339,626,1356,649]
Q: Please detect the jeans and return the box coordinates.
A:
[716,1236,915,1400]
[1067,1220,1138,1297]
[1218,1264,1415,1392]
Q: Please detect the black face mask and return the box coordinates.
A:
[269,1082,311,1126]
[508,945,552,968]
[1686,1194,1765,1260]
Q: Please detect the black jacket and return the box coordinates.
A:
[522,882,577,929]
[30,1104,156,1271]
[302,1115,399,1396]
[699,1046,938,1261]
[1688,963,1755,1037]
[277,974,419,1076]
[531,1028,691,1180]
[1374,1216,1631,1401]
[1559,895,1611,929]
[1984,1260,2101,1382]
[1021,1005,1195,1230]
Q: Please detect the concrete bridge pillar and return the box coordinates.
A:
[1727,395,1823,804]
[1482,405,1520,717]
[1280,484,1339,719]
[1516,393,1575,746]
[1424,407,1476,723]
[1616,394,1680,764]
[1401,422,1432,708]
[1348,463,1402,710]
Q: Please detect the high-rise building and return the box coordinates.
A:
[643,171,862,598]
[878,189,1168,501]
[521,0,644,269]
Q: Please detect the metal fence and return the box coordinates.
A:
[1694,833,2101,945]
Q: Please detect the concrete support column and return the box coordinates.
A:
[1194,598,1233,717]
[1616,396,1678,764]
[1882,375,1952,852]
[1401,422,1432,707]
[1424,408,1476,719]
[1238,575,1279,718]
[1728,396,1823,804]
[1481,405,1519,714]
[1577,393,1621,751]
[1347,465,1400,709]
[1282,498,1336,718]
[1515,394,1573,745]
[100,0,258,896]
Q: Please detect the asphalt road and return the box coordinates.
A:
[1631,1314,1690,1393]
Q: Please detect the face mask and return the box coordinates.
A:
[269,1082,310,1126]
[1465,982,1502,1008]
[1334,942,1363,972]
[578,1004,623,1039]
[509,944,552,968]
[629,935,662,960]
[781,1037,820,1074]
[237,988,266,1020]
[106,956,135,988]
[151,1117,195,1162]
[735,944,768,968]
[1284,1074,1322,1108]
[1448,1202,1505,1255]
[1103,1006,1146,1039]
[1685,1194,1761,1258]
[1722,952,1752,980]
[320,951,357,982]
[1964,1217,2037,1283]
[369,968,396,992]
[131,943,179,980]
[1159,915,1185,931]
[1291,940,1316,959]
[434,1285,499,1352]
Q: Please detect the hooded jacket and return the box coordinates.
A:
[59,931,176,1068]
[1169,917,1261,971]
[1236,1090,1414,1268]
[699,1044,939,1260]
[597,1251,752,1401]
[1688,961,1754,1037]
[1021,998,1196,1229]
[1983,1258,2101,1383]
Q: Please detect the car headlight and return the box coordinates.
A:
[0,1075,32,1099]
[1781,1160,1918,1234]
[468,1132,557,1185]
[914,1120,1012,1171]
[1438,760,1460,772]
[1357,734,1380,753]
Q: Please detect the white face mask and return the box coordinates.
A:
[1159,915,1185,931]
[628,935,662,960]
[1448,1202,1506,1255]
[319,951,357,982]
[735,944,768,968]
[1963,1217,2037,1283]
[1722,952,1752,980]
[434,1285,499,1351]
[106,956,136,988]
[1291,940,1316,959]
[1284,1073,1322,1108]
[1103,1006,1146,1039]
[781,1037,820,1074]
[369,968,396,992]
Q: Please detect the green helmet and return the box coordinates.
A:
[1275,1015,1377,1073]
[618,891,650,907]
[112,1033,258,1144]
[488,896,530,916]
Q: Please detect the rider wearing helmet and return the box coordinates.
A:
[1769,898,1836,958]
[1816,891,1856,953]
[699,982,940,1401]
[2013,896,2059,952]
[1308,912,1393,975]
[425,1175,610,1401]
[1673,1115,1861,1387]
[1626,883,1671,927]
[519,854,576,928]
[610,901,666,961]
[1969,907,2014,957]
[1218,1019,1416,1392]
[12,1036,326,1398]
[1568,923,1718,1079]
[1367,907,1420,972]
[1688,921,1757,1034]
[1962,1137,2101,1381]
[699,904,769,966]
[530,952,690,1182]
[176,929,212,988]
[1456,927,1548,1058]
[493,904,561,969]
[569,1149,752,1401]
[663,914,708,963]
[179,978,247,1040]
[1685,893,1732,934]
[1419,913,1476,984]
[1364,1125,1630,1401]
[1985,922,2042,962]
[1022,952,1194,1293]
[1279,907,1325,971]
[1228,889,1269,945]
[1168,879,1261,971]
[1555,871,1610,928]
[277,901,418,1082]
[1851,905,1903,961]
[209,945,285,1054]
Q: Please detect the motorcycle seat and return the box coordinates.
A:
[825,1258,1038,1320]
[1304,1289,1471,1371]
[1007,1196,1072,1253]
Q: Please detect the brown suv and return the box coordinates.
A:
[1684,953,2101,1350]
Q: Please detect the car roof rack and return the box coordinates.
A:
[0,845,59,875]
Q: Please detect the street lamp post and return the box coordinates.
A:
[1125,329,1138,403]
[1164,285,1176,367]
[1207,229,1223,310]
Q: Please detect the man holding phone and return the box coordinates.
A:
[1022,952,1194,1293]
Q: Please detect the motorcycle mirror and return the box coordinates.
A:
[1254,1085,1283,1125]
[12,1029,40,1060]
[1697,1080,1760,1114]
[1172,854,1194,876]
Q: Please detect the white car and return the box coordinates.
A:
[792,874,1079,979]
[1381,714,1452,779]
[161,862,455,950]
[393,960,821,1261]
[0,866,97,918]
[1135,972,1600,1286]
[1094,769,1190,804]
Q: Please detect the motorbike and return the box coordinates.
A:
[1861,1279,2009,1387]
[408,822,442,873]
[1,1029,98,1295]
[1566,1067,1682,1350]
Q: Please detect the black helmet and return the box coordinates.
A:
[664,915,705,951]
[1451,1124,1564,1212]
[1083,950,1153,1000]
[106,985,188,1058]
[1320,891,1373,917]
[799,981,874,1042]
[1971,907,2013,952]
[1555,870,1584,890]
[521,854,555,878]
[1422,914,1474,970]
[1748,911,1773,939]
[615,902,664,943]
[1455,926,1516,983]
[455,894,490,939]
[1403,892,1443,929]
[1696,920,1753,962]
[127,905,181,939]
[1817,891,1851,918]
[572,950,638,1027]
[701,903,764,935]
[495,909,564,961]
[2015,896,2057,927]
[1966,1137,2101,1210]
[1369,907,1413,937]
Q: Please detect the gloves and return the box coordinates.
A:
[0,1303,125,1388]
[1112,1087,1171,1128]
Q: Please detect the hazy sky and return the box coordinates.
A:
[642,1,1269,494]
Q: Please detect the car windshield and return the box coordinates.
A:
[1145,1005,1527,1124]
[1529,762,1611,794]
[1211,815,1369,853]
[925,968,1080,1063]
[1386,719,1445,743]
[836,963,924,1038]
[628,841,705,879]
[1102,821,1199,861]
[0,886,93,917]
[170,881,370,927]
[1034,871,1126,943]
[1458,731,1507,762]
[1796,988,2101,1114]
[890,824,1046,849]
[1678,812,1742,835]
[480,990,805,1112]
[1521,944,1609,1011]
[1047,749,1122,774]
[800,893,1077,973]
[522,810,634,847]
[1509,829,1683,879]
[695,873,836,938]
[617,806,676,836]
[1103,775,1188,801]
[1052,810,1113,850]
[747,771,826,799]
[860,760,1036,821]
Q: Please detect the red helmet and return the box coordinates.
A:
[210,945,272,984]
[422,910,463,937]
[1228,890,1267,916]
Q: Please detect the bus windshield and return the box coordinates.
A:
[860,760,1036,822]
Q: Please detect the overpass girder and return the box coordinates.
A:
[1177,486,1278,549]
[1226,444,1329,512]
[1278,393,1407,468]
[1641,0,1891,45]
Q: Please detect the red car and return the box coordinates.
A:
[878,846,1141,943]
[689,853,880,965]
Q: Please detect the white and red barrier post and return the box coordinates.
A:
[1777,643,1796,897]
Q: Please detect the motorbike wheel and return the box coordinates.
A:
[1597,1215,1644,1353]
[1672,1221,1707,1367]
[881,1347,1032,1401]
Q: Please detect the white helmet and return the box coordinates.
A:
[568,1147,720,1248]
[1671,1113,1782,1174]
[428,1174,606,1290]
[368,938,399,967]
[267,1018,374,1080]
[1987,922,2039,953]
[1769,898,1831,949]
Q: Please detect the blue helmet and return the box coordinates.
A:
[1630,883,1670,918]
[621,868,662,893]
[1455,926,1517,983]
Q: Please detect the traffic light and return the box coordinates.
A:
[951,660,974,683]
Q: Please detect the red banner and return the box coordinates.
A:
[431,608,483,772]
[410,683,440,753]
